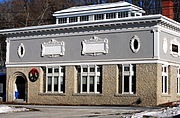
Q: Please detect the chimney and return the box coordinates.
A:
[162,0,174,19]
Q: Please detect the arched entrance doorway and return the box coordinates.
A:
[14,73,27,102]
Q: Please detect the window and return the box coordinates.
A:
[131,13,135,17]
[172,44,178,53]
[177,67,180,94]
[106,13,116,19]
[69,16,78,23]
[18,43,25,58]
[170,39,179,57]
[94,14,104,20]
[120,64,136,94]
[130,35,141,53]
[77,65,102,93]
[162,64,168,94]
[118,11,128,18]
[59,18,67,24]
[80,15,89,22]
[46,66,65,93]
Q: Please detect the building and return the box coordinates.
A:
[1,1,180,106]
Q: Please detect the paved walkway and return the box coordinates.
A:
[0,105,160,118]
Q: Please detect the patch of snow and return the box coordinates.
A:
[0,105,28,113]
[132,106,180,118]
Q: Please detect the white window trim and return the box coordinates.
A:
[45,66,64,93]
[80,65,101,94]
[122,64,134,94]
[162,64,169,94]
[177,67,180,94]
[170,39,179,57]
[130,35,141,53]
[17,43,25,58]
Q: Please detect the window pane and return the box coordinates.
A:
[172,44,178,53]
[124,66,130,71]
[61,67,65,73]
[80,15,89,21]
[90,67,95,72]
[124,76,129,92]
[162,76,164,93]
[90,76,94,92]
[48,68,52,73]
[97,76,102,93]
[59,18,67,24]
[54,68,59,73]
[69,17,78,23]
[132,76,136,93]
[94,14,104,20]
[164,67,166,73]
[54,76,59,92]
[48,76,52,92]
[97,66,102,72]
[60,76,64,92]
[83,67,88,72]
[106,13,116,19]
[165,76,168,93]
[82,76,87,92]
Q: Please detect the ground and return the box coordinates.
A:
[0,104,180,118]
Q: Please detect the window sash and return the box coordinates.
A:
[162,65,168,94]
[80,65,101,93]
[122,64,135,94]
[46,66,65,93]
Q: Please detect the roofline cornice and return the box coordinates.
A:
[0,15,179,36]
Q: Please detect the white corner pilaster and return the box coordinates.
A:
[152,28,160,59]
[6,39,10,64]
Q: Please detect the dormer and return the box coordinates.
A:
[53,2,145,25]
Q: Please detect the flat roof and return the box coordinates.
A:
[53,2,145,17]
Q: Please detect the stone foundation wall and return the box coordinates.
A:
[157,64,180,105]
[7,63,179,106]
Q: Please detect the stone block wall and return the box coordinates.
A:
[157,64,180,105]
[6,63,179,106]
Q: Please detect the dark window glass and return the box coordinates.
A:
[124,66,130,71]
[54,76,58,92]
[48,77,52,92]
[97,66,102,72]
[90,76,94,92]
[83,68,88,72]
[132,76,136,93]
[97,76,102,93]
[124,76,129,92]
[61,67,65,73]
[48,68,52,73]
[131,13,135,16]
[106,13,116,19]
[162,76,164,93]
[165,76,168,93]
[59,18,67,24]
[90,67,95,72]
[61,76,65,92]
[134,39,139,49]
[21,47,23,55]
[94,14,104,20]
[80,15,89,21]
[172,44,178,53]
[54,68,59,73]
[82,76,87,92]
[69,17,78,23]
